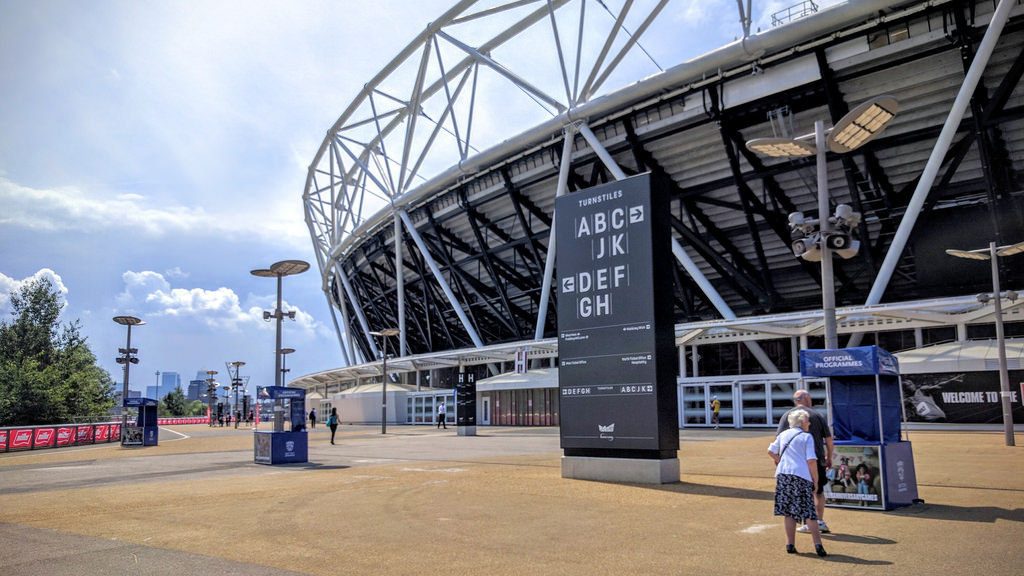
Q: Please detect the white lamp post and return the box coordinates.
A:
[251,260,309,388]
[946,240,1024,447]
[113,315,144,444]
[369,329,400,434]
[747,96,899,349]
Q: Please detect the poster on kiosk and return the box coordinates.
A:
[254,386,308,465]
[800,346,919,510]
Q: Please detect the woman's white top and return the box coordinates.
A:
[769,428,817,482]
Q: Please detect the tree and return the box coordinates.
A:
[0,277,115,425]
[161,386,187,416]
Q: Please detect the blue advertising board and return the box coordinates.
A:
[800,346,899,377]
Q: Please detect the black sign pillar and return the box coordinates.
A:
[457,371,477,436]
[556,173,679,483]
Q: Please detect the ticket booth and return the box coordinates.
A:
[800,346,919,510]
[122,397,158,447]
[254,386,307,465]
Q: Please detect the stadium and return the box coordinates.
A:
[293,0,1024,429]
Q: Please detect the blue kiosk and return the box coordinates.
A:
[801,346,920,510]
[254,386,307,465]
[122,397,158,447]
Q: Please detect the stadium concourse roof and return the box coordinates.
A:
[300,0,1024,379]
[290,294,1024,389]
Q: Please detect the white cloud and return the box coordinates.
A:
[115,270,325,335]
[165,267,190,280]
[0,176,308,247]
[0,268,70,316]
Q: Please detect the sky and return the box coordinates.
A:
[0,0,842,395]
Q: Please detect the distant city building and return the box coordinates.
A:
[186,380,205,402]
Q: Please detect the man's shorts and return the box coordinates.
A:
[815,461,827,495]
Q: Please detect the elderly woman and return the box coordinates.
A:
[768,409,828,557]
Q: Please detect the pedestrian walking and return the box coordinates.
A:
[437,399,447,429]
[327,407,340,444]
[777,389,833,534]
[309,408,317,429]
[710,395,721,428]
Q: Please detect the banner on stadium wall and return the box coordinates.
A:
[903,370,1024,424]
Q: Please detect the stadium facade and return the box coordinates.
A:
[294,0,1024,429]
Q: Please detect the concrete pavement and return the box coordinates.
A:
[1,424,1021,575]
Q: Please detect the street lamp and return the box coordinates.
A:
[228,361,246,428]
[113,315,144,444]
[369,329,400,434]
[251,260,309,388]
[946,240,1024,447]
[747,95,899,349]
[205,370,218,426]
[280,347,295,383]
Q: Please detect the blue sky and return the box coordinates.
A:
[0,0,840,394]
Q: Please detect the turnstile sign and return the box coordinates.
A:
[556,173,678,456]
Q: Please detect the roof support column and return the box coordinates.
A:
[535,124,578,339]
[394,215,407,357]
[861,0,1015,310]
[398,209,484,347]
[338,262,379,361]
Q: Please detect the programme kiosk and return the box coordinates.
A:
[254,386,307,465]
[801,346,919,510]
[122,397,158,447]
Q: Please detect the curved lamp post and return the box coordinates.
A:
[251,260,309,388]
[946,240,1024,447]
[113,315,144,443]
[229,361,246,428]
[747,95,898,348]
[204,370,218,426]
[280,347,295,384]
[369,329,400,434]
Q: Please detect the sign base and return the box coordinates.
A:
[561,455,679,484]
[457,425,476,437]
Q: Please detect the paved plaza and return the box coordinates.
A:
[1,424,1021,575]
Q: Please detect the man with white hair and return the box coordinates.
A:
[777,389,834,534]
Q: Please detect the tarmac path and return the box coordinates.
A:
[1,425,1021,575]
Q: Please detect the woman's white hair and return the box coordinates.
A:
[787,409,809,428]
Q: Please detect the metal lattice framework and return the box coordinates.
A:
[303,0,1024,373]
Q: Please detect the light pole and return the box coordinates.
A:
[280,347,295,384]
[946,240,1024,447]
[747,95,898,349]
[369,329,400,434]
[251,260,310,388]
[113,316,144,444]
[229,361,245,428]
[205,370,218,426]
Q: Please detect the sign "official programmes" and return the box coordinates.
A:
[556,173,678,459]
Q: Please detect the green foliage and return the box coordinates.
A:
[160,386,187,416]
[0,277,115,426]
[185,399,208,417]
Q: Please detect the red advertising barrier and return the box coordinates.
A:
[56,426,75,446]
[1,422,121,452]
[10,428,34,450]
[33,427,57,448]
[0,419,218,452]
